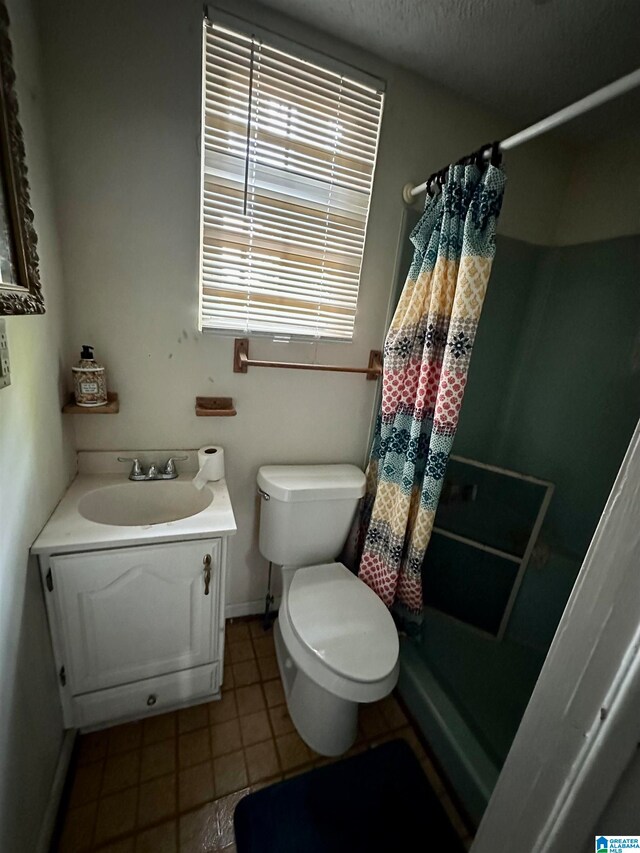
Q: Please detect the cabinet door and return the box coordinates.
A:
[51,539,221,694]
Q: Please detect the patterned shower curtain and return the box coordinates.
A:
[357,163,506,613]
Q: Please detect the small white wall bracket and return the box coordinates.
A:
[402,182,417,205]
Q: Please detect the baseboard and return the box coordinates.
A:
[36,729,76,853]
[225,598,280,619]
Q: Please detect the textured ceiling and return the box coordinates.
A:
[256,0,640,138]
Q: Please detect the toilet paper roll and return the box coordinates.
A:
[197,446,225,482]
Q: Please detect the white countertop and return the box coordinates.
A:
[31,473,237,556]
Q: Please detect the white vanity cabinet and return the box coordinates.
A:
[40,538,227,729]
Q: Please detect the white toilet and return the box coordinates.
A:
[257,463,399,756]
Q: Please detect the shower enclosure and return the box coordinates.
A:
[388,214,640,827]
[399,455,553,824]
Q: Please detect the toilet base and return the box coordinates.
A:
[274,618,358,756]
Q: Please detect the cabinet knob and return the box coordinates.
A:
[146,694,157,707]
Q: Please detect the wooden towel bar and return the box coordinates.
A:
[233,338,382,380]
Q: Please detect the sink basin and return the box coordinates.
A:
[78,481,213,527]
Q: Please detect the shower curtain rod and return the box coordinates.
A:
[402,67,640,203]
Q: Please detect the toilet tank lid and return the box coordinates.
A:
[257,464,366,503]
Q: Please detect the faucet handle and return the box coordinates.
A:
[117,457,144,479]
[162,455,188,477]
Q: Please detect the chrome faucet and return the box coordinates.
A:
[118,456,188,481]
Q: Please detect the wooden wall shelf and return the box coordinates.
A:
[62,392,119,414]
[195,396,236,417]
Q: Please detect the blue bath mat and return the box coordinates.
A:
[234,739,466,852]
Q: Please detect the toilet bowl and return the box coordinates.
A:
[257,464,399,756]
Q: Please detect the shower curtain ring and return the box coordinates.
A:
[490,141,502,166]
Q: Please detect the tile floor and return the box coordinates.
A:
[54,617,473,852]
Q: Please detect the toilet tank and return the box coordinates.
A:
[257,464,366,566]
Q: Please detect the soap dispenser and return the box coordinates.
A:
[72,345,108,407]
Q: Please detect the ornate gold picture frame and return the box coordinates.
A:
[0,2,43,316]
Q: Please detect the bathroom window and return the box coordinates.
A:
[200,12,385,341]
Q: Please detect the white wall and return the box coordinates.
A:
[556,130,640,244]
[0,1,75,850]
[36,0,572,613]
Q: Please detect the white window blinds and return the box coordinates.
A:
[200,16,384,341]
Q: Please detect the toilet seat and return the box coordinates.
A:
[288,562,399,683]
[277,562,399,704]
[274,560,400,752]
